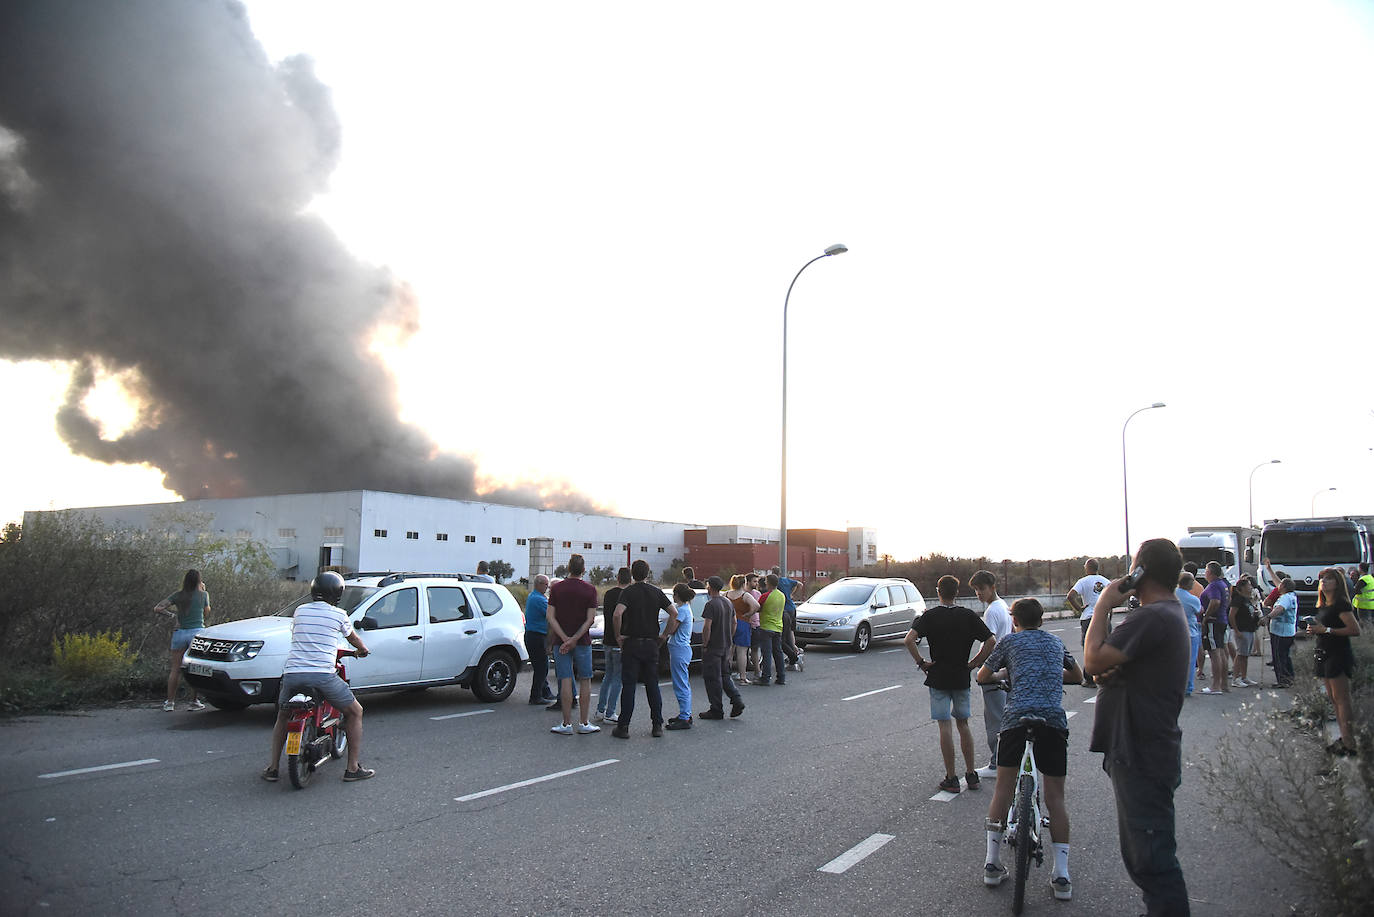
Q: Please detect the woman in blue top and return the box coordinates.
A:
[1176,573,1203,696]
[1262,575,1298,688]
[665,583,695,729]
[152,569,210,712]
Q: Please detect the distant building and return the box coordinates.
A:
[683,524,877,582]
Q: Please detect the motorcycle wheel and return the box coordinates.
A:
[287,719,317,789]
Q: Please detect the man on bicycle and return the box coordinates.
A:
[263,571,374,783]
[976,597,1083,901]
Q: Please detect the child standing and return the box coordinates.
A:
[665,583,695,729]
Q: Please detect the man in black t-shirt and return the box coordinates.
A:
[906,575,995,794]
[611,560,672,738]
[594,567,631,725]
[1085,538,1191,917]
[699,576,745,720]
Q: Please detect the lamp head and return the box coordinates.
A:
[1151,402,1166,409]
[824,244,848,256]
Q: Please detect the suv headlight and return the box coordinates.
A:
[227,641,264,661]
[830,615,853,627]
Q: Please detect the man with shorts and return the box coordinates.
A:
[548,553,600,735]
[976,598,1082,900]
[971,569,1013,774]
[906,575,995,793]
[1067,559,1111,686]
[263,571,373,782]
[1198,561,1231,695]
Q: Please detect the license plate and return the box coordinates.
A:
[188,663,213,677]
[799,626,823,635]
[286,731,302,755]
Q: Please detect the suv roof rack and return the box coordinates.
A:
[365,571,490,588]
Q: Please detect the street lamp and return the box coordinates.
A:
[1122,402,1166,560]
[781,243,848,578]
[1248,459,1281,528]
[1311,487,1336,515]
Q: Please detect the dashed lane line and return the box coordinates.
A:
[930,790,959,802]
[817,833,896,874]
[878,647,906,654]
[1066,710,1078,719]
[38,759,159,780]
[842,684,902,701]
[430,709,495,721]
[1083,695,1097,704]
[455,759,619,803]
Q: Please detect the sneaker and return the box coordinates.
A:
[730,701,746,718]
[602,714,618,725]
[977,763,998,777]
[785,662,797,671]
[965,771,981,790]
[796,651,805,672]
[938,775,961,793]
[700,709,725,720]
[983,863,1007,887]
[1242,678,1259,687]
[546,701,562,711]
[665,717,692,730]
[550,723,574,735]
[341,766,376,782]
[1052,876,1072,900]
[592,711,607,723]
[187,699,205,711]
[1198,687,1221,695]
[651,722,664,738]
[575,722,600,734]
[162,700,175,711]
[1230,677,1245,688]
[775,678,786,686]
[260,766,279,783]
[611,725,630,739]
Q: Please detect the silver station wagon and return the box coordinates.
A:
[794,576,924,652]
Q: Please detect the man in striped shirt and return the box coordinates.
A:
[263,572,374,782]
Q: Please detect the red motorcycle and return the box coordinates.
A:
[284,649,356,789]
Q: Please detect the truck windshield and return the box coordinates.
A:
[275,586,378,617]
[1180,547,1235,569]
[1263,529,1361,565]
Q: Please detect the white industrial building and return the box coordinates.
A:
[26,490,703,582]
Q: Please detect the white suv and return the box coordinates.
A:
[181,573,529,709]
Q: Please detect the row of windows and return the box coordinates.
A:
[372,530,510,543]
[557,541,665,554]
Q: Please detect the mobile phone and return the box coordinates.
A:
[1118,566,1147,593]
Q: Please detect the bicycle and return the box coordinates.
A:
[283,649,356,789]
[1004,715,1049,915]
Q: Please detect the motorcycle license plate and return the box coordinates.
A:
[286,731,303,755]
[188,663,212,677]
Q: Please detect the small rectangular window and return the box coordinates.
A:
[603,544,612,551]
[640,546,647,553]
[657,547,664,553]
[323,526,344,538]
[436,533,448,541]
[406,531,419,540]
[582,542,592,550]
[562,541,572,549]
[235,528,251,538]
[278,528,296,538]
[374,529,388,538]
[492,536,502,544]
[517,538,527,546]
[464,535,476,543]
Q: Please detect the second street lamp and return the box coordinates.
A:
[1248,459,1281,528]
[1311,487,1336,515]
[781,243,847,578]
[1122,402,1166,561]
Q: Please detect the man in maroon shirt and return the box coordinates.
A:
[548,554,600,735]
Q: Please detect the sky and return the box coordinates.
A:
[3,0,1373,561]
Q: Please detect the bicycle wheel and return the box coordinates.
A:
[1012,772,1034,915]
[287,719,317,789]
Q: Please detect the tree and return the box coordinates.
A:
[589,565,615,586]
[554,564,568,579]
[485,559,513,583]
[658,557,687,585]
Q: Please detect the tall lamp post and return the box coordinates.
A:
[1248,459,1281,528]
[781,243,848,578]
[1122,402,1166,561]
[1311,487,1336,515]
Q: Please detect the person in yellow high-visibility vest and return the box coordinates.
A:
[1355,562,1374,623]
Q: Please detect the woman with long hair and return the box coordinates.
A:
[1228,578,1261,687]
[1308,568,1361,755]
[725,574,760,685]
[152,569,210,711]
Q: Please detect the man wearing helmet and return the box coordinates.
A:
[262,571,375,782]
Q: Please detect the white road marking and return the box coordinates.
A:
[843,684,902,701]
[430,709,495,721]
[818,833,896,874]
[827,654,863,662]
[930,790,959,802]
[1066,710,1078,719]
[455,759,619,802]
[1083,695,1097,704]
[38,758,159,780]
[878,648,906,654]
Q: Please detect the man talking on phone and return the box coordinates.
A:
[1083,538,1191,917]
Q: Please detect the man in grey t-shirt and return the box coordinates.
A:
[1085,539,1191,917]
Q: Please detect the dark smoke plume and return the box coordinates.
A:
[0,0,601,513]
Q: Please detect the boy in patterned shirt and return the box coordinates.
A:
[975,598,1083,900]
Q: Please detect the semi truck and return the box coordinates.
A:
[1178,526,1259,584]
[1256,516,1374,614]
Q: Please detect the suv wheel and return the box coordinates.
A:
[471,649,518,702]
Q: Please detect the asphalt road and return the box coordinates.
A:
[0,619,1305,917]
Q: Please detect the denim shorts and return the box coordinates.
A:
[553,644,593,680]
[929,687,971,721]
[170,628,200,651]
[278,671,355,711]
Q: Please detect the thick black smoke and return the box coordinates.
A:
[0,0,600,513]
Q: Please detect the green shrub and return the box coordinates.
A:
[52,630,134,679]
